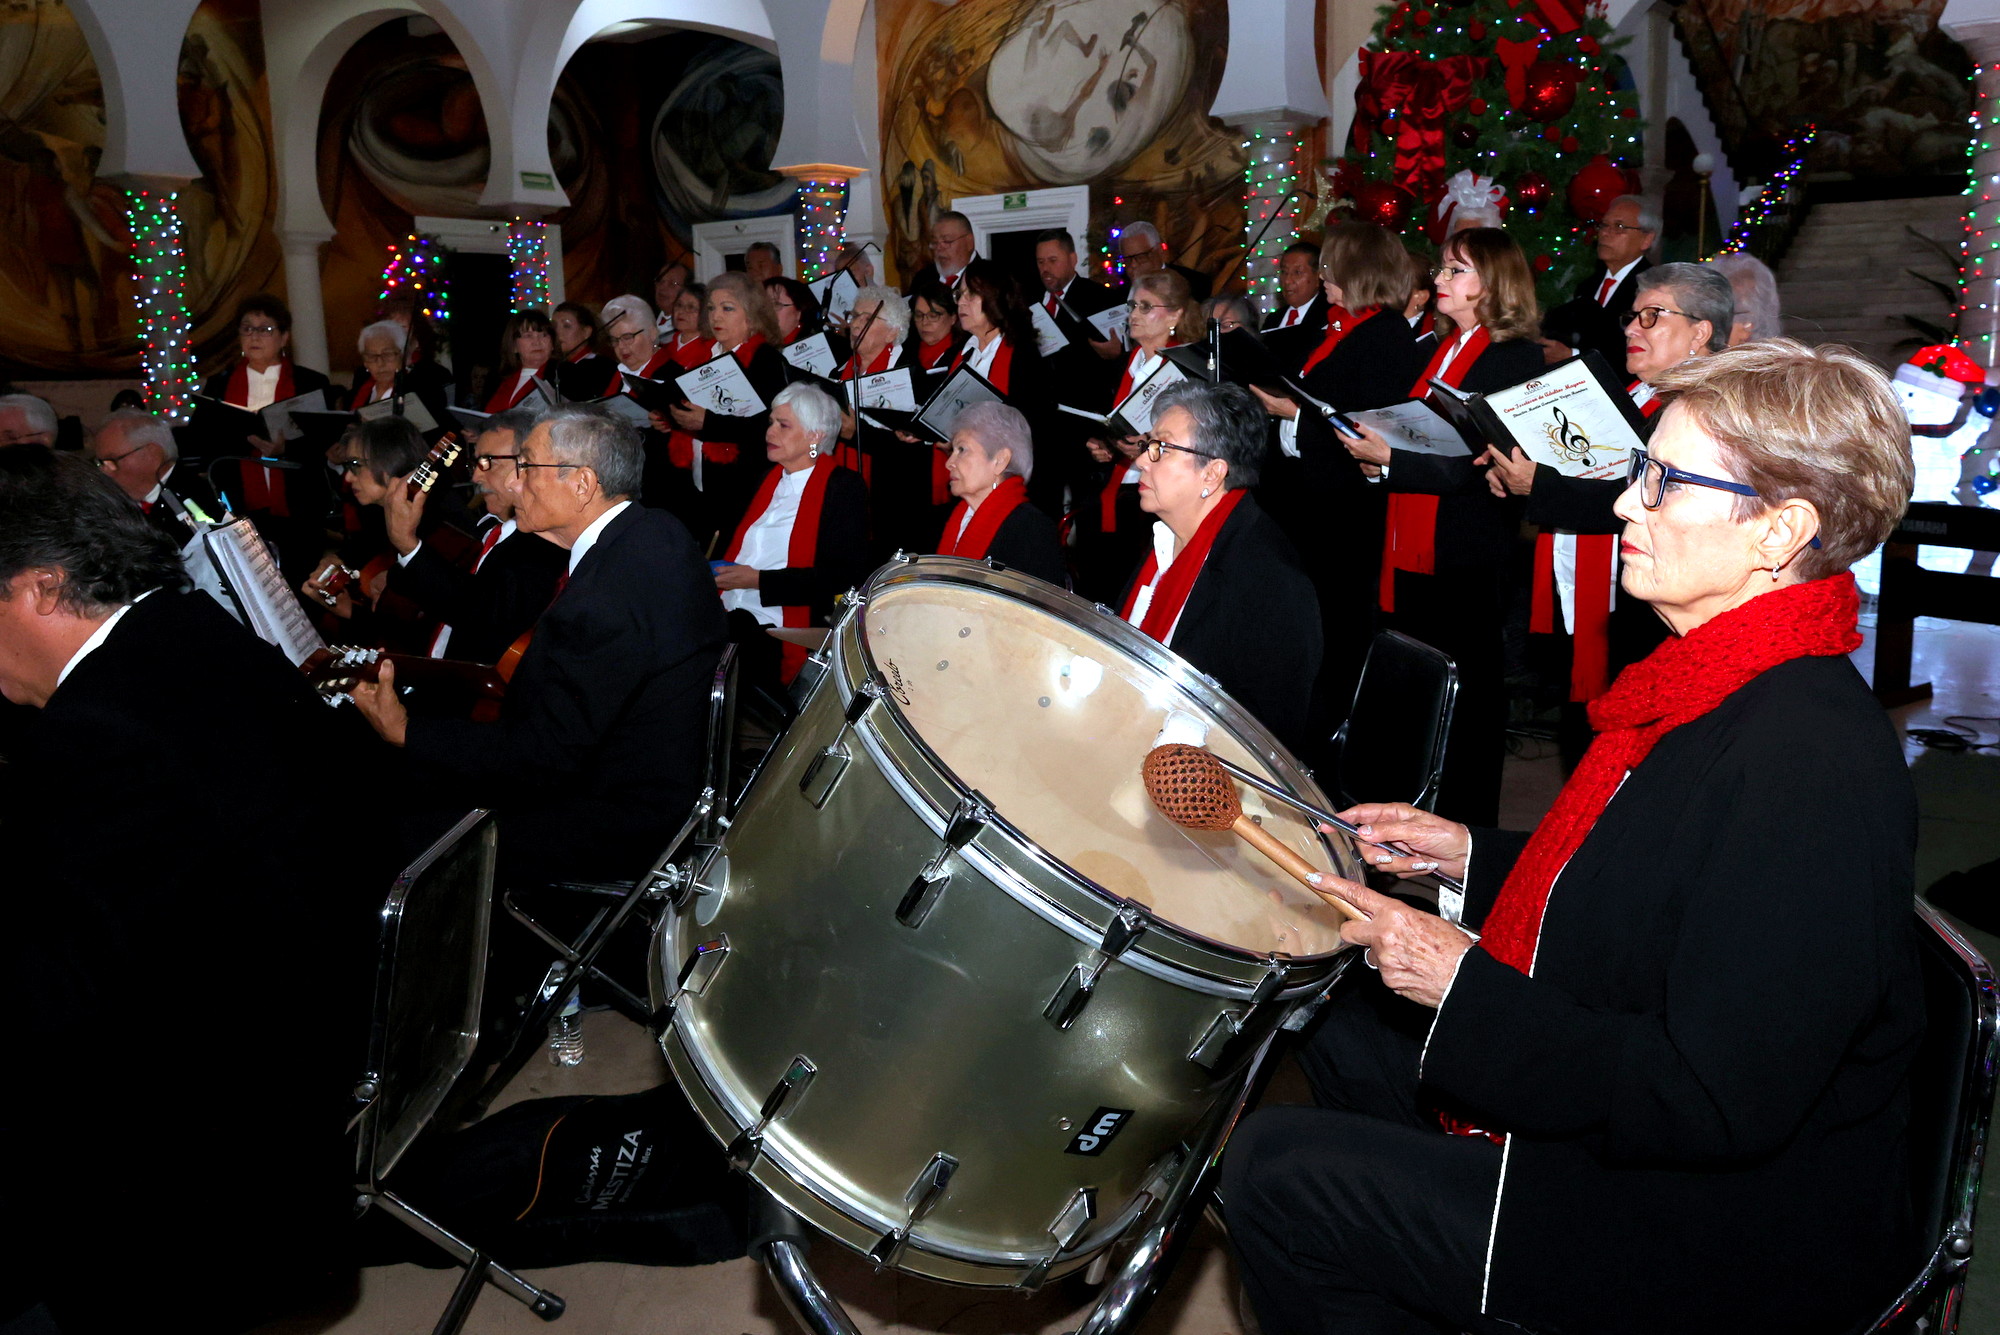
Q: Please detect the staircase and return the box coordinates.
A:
[1775,196,1967,370]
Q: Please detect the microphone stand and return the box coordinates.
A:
[1205,317,1221,382]
[1240,191,1307,267]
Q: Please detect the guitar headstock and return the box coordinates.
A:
[302,644,383,697]
[404,432,466,501]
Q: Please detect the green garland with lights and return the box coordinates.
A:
[124,187,196,421]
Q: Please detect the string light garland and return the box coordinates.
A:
[1715,124,1814,258]
[794,177,850,282]
[123,187,195,421]
[379,232,449,324]
[507,218,551,312]
[1242,125,1305,305]
[1959,64,1998,357]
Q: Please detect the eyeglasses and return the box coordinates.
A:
[1429,264,1473,281]
[1625,447,1825,546]
[473,453,520,472]
[332,458,367,475]
[238,324,281,336]
[92,444,148,469]
[361,351,402,365]
[609,329,649,346]
[1591,221,1651,235]
[1137,437,1210,463]
[1622,305,1694,329]
[515,461,580,474]
[1126,301,1168,314]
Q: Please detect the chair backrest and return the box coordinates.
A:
[703,642,740,839]
[354,809,497,1190]
[1332,630,1459,811]
[1908,903,1998,1262]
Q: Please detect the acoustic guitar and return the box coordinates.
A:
[302,645,507,705]
[309,433,467,606]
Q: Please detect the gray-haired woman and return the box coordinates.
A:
[935,401,1065,586]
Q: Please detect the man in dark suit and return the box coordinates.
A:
[352,403,726,887]
[1539,194,1656,376]
[86,407,223,545]
[1117,221,1212,302]
[1260,241,1330,373]
[0,445,388,1331]
[902,210,999,297]
[381,406,567,666]
[1031,227,1124,511]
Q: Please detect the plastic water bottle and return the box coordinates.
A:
[547,978,586,1067]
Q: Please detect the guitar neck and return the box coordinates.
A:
[302,646,506,701]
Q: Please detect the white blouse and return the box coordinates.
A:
[723,467,812,628]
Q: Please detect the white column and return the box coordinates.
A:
[1226,116,1313,307]
[780,164,867,282]
[1954,28,2000,367]
[280,227,334,375]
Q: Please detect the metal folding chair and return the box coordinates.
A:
[1329,629,1459,812]
[351,808,564,1333]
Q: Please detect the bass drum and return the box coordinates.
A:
[652,557,1363,1287]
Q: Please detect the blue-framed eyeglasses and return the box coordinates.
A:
[1626,447,1820,546]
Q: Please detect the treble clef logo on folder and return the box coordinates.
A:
[1544,407,1595,467]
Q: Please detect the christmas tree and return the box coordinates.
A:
[1334,0,1646,304]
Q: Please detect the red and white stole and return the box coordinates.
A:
[1098,343,1179,533]
[350,377,392,410]
[916,338,956,371]
[936,335,1014,502]
[604,345,676,400]
[483,367,550,413]
[565,344,597,364]
[1118,489,1246,643]
[226,359,296,515]
[663,338,733,470]
[938,475,1027,560]
[724,455,835,681]
[1299,305,1380,377]
[1379,324,1493,613]
[1527,380,1659,701]
[836,343,899,479]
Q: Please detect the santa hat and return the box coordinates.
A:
[1895,344,1986,395]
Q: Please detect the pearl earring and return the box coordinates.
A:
[1770,565,1781,580]
[1200,487,1212,498]
[809,441,820,459]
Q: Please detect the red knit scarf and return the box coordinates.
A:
[1380,324,1492,612]
[1443,573,1864,1140]
[724,455,835,681]
[1118,489,1246,642]
[937,336,1013,502]
[1300,305,1380,377]
[225,358,296,515]
[938,474,1027,560]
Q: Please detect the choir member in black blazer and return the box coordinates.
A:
[0,446,388,1330]
[1224,341,1924,1335]
[668,272,792,543]
[198,291,334,439]
[936,401,1065,587]
[1118,382,1321,755]
[86,408,223,547]
[552,300,605,399]
[381,407,568,667]
[902,209,1000,297]
[1539,195,1657,376]
[1251,223,1429,753]
[1259,240,1331,373]
[346,303,455,415]
[1345,228,1546,826]
[1117,220,1213,301]
[1032,228,1125,513]
[353,405,726,887]
[713,383,873,695]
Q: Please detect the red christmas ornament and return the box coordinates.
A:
[1522,61,1580,122]
[1620,105,1639,119]
[1578,35,1600,54]
[1414,8,1433,23]
[1567,154,1628,222]
[1533,254,1554,273]
[1469,19,1486,38]
[1352,180,1417,230]
[1469,97,1488,116]
[1515,170,1553,209]
[1561,135,1581,152]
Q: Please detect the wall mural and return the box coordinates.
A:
[0,0,279,379]
[876,0,1251,287]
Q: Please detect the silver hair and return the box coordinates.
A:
[599,294,653,335]
[952,401,1034,482]
[541,404,643,499]
[1121,220,1162,249]
[0,393,58,440]
[357,320,407,353]
[1606,194,1662,236]
[850,285,911,341]
[1152,381,1265,489]
[773,381,841,445]
[1637,262,1735,353]
[1707,253,1782,343]
[98,408,178,464]
[1204,294,1258,329]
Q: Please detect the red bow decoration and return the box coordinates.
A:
[1352,50,1490,204]
[1495,36,1544,109]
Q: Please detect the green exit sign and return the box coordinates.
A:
[520,170,554,190]
[1002,192,1027,209]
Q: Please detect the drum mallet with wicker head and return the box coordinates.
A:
[1141,744,1366,922]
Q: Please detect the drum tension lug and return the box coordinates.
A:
[1187,1008,1248,1070]
[1251,958,1289,1006]
[1044,956,1109,1031]
[1021,1187,1098,1290]
[1099,907,1147,958]
[673,935,730,1001]
[897,795,993,929]
[868,1151,958,1268]
[728,1053,817,1172]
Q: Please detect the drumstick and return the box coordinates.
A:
[1211,757,1466,896]
[1140,744,1366,922]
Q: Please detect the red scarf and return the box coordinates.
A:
[723,455,835,682]
[225,359,296,515]
[1527,380,1657,701]
[1098,345,1176,532]
[936,336,1013,503]
[1379,324,1492,612]
[483,366,549,413]
[1300,305,1380,377]
[1117,489,1246,641]
[916,337,955,370]
[604,346,677,399]
[351,377,391,410]
[671,335,717,369]
[834,344,899,479]
[1443,574,1863,1140]
[938,474,1027,560]
[564,344,596,364]
[660,338,736,470]
[731,334,767,368]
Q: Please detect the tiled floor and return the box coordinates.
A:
[266,613,2000,1335]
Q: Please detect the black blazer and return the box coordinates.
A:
[1386,336,1546,573]
[3,591,385,1324]
[406,503,726,884]
[1122,493,1322,754]
[904,255,1001,297]
[1040,276,1122,402]
[1260,291,1330,374]
[1543,257,1651,378]
[1423,653,1922,1331]
[980,499,1066,587]
[384,522,568,666]
[1261,289,1329,336]
[756,465,874,622]
[200,361,334,413]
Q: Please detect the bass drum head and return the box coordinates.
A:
[860,571,1353,961]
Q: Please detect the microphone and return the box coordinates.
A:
[1206,317,1221,381]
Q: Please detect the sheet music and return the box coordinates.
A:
[260,388,328,443]
[1029,301,1068,357]
[1348,400,1474,458]
[677,353,767,417]
[1089,305,1130,343]
[597,394,652,427]
[203,520,325,666]
[1480,362,1643,479]
[1113,358,1188,435]
[357,395,439,434]
[858,366,917,412]
[915,366,1003,441]
[179,527,241,624]
[810,268,860,324]
[781,332,840,379]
